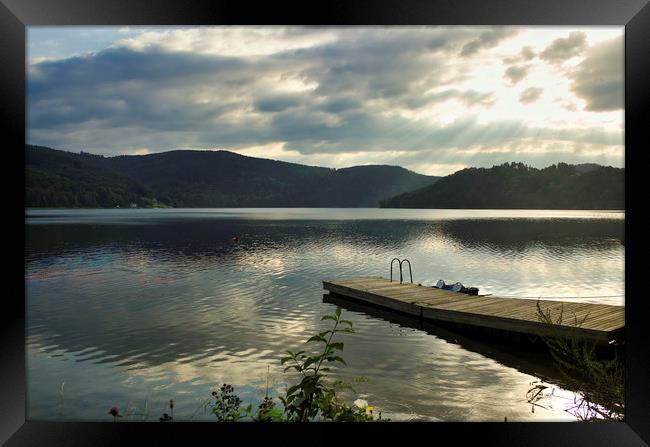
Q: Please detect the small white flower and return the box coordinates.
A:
[354,399,368,409]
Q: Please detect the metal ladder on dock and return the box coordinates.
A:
[390,258,413,284]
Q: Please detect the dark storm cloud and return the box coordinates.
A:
[519,87,543,104]
[540,31,587,63]
[570,35,623,111]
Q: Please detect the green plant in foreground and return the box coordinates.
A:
[254,365,285,422]
[209,384,253,422]
[528,301,624,421]
[255,396,285,422]
[114,307,385,422]
[206,307,381,422]
[279,307,373,422]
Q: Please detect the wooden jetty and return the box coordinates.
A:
[323,277,624,345]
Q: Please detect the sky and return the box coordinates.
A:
[27,26,624,176]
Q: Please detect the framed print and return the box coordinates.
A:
[2,0,649,445]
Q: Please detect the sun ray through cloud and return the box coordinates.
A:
[27,26,624,176]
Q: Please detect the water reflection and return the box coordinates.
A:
[26,210,623,421]
[323,293,618,390]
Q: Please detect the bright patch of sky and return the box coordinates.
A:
[27,26,624,176]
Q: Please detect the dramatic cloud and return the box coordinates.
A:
[460,28,517,56]
[403,89,495,109]
[255,94,303,112]
[504,65,530,85]
[520,46,536,61]
[540,31,587,63]
[459,91,496,107]
[519,87,544,104]
[27,26,624,175]
[570,35,623,111]
[503,46,536,64]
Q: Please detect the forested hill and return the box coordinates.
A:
[26,145,157,208]
[26,145,439,208]
[100,150,438,207]
[380,162,624,210]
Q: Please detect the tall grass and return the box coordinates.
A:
[527,301,624,421]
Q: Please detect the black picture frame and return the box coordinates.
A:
[3,0,649,445]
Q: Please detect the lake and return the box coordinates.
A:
[25,208,625,421]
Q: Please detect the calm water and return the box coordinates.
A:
[25,208,625,422]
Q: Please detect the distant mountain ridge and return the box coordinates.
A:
[380,162,624,210]
[26,145,439,208]
[26,145,156,208]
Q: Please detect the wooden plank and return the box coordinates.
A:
[580,310,626,330]
[439,297,528,313]
[471,301,578,322]
[535,301,610,321]
[429,306,615,343]
[377,289,461,304]
[323,277,624,345]
[323,282,421,317]
[507,303,615,329]
[418,306,606,342]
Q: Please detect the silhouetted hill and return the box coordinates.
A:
[102,149,438,207]
[322,164,440,207]
[574,163,603,174]
[380,162,624,210]
[26,145,439,207]
[26,145,157,208]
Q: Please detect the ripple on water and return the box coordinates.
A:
[26,213,623,421]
